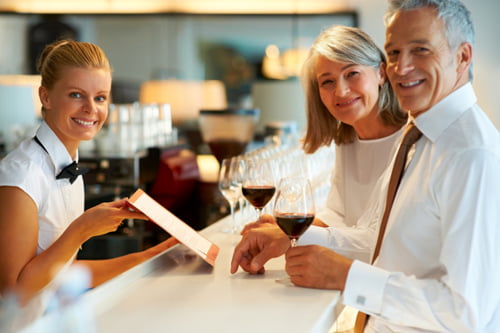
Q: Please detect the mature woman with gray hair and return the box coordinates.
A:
[300,25,408,259]
[301,25,406,148]
[234,25,407,269]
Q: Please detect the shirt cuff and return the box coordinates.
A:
[343,260,389,315]
[297,226,331,248]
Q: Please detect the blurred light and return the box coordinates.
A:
[262,45,309,80]
[265,45,281,59]
[196,154,220,183]
[0,0,350,14]
[139,79,227,125]
[0,75,42,150]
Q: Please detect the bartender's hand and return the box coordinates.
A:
[240,214,276,234]
[230,225,289,274]
[285,245,353,290]
[72,198,148,242]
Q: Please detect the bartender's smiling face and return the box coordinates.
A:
[315,55,385,133]
[40,66,112,155]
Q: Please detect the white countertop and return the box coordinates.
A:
[24,218,342,333]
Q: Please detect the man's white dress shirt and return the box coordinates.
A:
[306,83,500,332]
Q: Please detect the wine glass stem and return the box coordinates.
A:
[230,203,237,233]
[257,208,262,220]
[291,239,297,247]
[238,197,246,224]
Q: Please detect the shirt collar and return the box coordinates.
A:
[35,120,78,176]
[413,83,476,143]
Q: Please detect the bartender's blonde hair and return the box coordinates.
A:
[37,39,111,90]
[36,40,112,115]
[301,26,406,152]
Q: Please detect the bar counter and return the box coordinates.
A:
[83,216,341,332]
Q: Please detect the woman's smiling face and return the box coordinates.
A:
[315,55,385,134]
[40,66,112,156]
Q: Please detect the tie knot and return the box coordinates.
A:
[402,123,422,147]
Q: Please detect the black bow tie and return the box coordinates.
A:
[56,161,89,184]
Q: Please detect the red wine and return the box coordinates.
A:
[275,213,314,239]
[242,186,275,209]
[208,140,248,163]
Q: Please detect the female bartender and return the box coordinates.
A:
[0,40,176,328]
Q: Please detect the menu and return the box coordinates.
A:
[127,189,219,266]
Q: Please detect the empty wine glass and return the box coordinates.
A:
[232,156,248,225]
[241,158,276,221]
[273,176,315,284]
[219,157,242,233]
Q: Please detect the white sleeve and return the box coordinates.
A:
[299,197,380,262]
[299,158,390,262]
[316,145,345,227]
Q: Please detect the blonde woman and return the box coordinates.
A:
[0,40,176,329]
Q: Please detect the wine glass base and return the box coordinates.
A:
[219,220,241,234]
[220,227,240,234]
[275,276,294,286]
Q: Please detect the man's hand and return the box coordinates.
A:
[230,225,289,274]
[285,245,353,290]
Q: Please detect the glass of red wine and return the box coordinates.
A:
[273,176,315,284]
[273,176,315,247]
[241,158,276,220]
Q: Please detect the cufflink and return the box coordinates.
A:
[356,295,366,306]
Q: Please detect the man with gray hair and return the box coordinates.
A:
[342,0,500,331]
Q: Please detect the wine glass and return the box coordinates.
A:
[241,158,276,220]
[273,176,315,248]
[273,176,315,284]
[232,156,248,225]
[218,157,242,234]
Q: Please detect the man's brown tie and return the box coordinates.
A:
[353,123,422,333]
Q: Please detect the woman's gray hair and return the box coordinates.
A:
[301,25,406,151]
[384,0,474,80]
